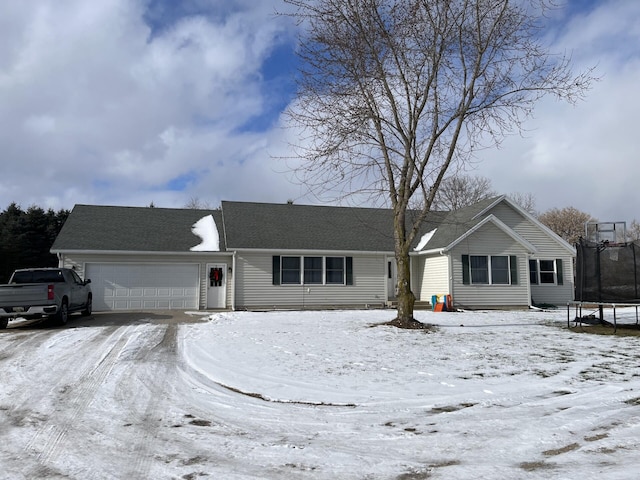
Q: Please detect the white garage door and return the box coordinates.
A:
[85,263,199,311]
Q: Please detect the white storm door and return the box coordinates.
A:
[206,263,227,309]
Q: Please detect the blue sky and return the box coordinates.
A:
[1,0,639,225]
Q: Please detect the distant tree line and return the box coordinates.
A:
[0,204,69,283]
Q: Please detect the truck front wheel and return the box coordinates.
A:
[55,301,69,326]
[82,295,92,316]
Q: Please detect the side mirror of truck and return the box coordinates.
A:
[84,279,91,285]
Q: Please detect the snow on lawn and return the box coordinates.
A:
[179,309,640,479]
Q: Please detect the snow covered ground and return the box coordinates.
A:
[1,308,639,479]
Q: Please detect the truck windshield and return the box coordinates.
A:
[11,270,65,284]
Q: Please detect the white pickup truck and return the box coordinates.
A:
[0,268,92,329]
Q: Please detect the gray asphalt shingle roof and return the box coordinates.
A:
[51,205,225,252]
[51,196,505,254]
[420,196,502,250]
[221,201,398,251]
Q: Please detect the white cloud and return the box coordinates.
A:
[0,0,301,210]
[1,0,639,228]
[475,0,640,223]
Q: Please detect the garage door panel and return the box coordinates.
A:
[86,263,199,311]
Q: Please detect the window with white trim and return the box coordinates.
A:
[462,255,518,285]
[272,256,352,286]
[325,257,345,284]
[529,259,564,285]
[304,256,323,284]
[471,256,489,284]
[281,256,301,284]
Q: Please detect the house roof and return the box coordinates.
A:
[413,196,504,251]
[51,195,572,256]
[222,201,400,251]
[51,204,226,253]
[415,195,576,255]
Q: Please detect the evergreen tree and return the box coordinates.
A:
[0,204,70,282]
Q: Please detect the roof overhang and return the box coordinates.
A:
[230,248,395,256]
[51,249,233,256]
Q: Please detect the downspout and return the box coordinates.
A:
[231,251,237,311]
[527,253,533,309]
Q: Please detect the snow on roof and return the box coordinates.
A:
[190,215,220,251]
[414,228,437,251]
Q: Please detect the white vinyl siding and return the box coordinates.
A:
[58,253,233,310]
[418,254,450,302]
[490,202,575,304]
[450,222,529,308]
[530,259,572,306]
[235,251,386,309]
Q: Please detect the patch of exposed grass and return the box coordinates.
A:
[430,402,476,414]
[569,324,640,337]
[543,443,580,456]
[519,461,556,471]
[397,459,461,478]
[584,433,609,442]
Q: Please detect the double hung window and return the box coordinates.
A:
[281,256,302,285]
[325,257,345,284]
[273,256,352,285]
[462,255,518,285]
[529,259,564,285]
[304,257,323,284]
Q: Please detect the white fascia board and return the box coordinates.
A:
[231,248,395,256]
[50,249,234,257]
[445,215,539,254]
[413,248,446,256]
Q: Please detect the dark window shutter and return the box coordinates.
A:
[346,257,353,285]
[556,259,564,285]
[272,256,281,285]
[510,256,518,285]
[462,255,470,285]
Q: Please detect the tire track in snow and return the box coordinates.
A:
[1,327,117,425]
[118,323,179,479]
[24,326,131,467]
[0,330,50,359]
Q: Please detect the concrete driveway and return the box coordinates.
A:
[0,308,218,479]
[2,309,212,330]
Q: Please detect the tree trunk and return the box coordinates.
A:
[392,206,417,327]
[395,250,415,326]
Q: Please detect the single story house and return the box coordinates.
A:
[50,195,575,312]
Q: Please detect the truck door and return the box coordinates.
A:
[67,270,85,309]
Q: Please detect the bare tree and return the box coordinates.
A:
[626,220,640,242]
[184,196,213,210]
[538,206,596,245]
[432,175,496,211]
[508,192,537,216]
[284,0,593,327]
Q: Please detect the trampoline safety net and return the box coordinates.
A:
[575,239,640,303]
